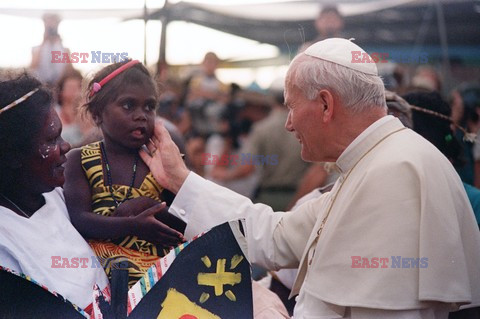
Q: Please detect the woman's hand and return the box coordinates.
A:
[139,119,190,194]
[131,202,185,247]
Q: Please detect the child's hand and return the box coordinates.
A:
[113,196,159,217]
[132,202,185,247]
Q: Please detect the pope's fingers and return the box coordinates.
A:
[139,148,152,165]
[146,138,157,155]
[152,135,161,149]
[153,119,174,146]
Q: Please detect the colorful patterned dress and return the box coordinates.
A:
[81,142,169,288]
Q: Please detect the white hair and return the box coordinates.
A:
[287,54,387,113]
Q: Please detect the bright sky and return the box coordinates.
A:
[0,0,292,88]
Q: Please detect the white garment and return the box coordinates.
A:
[0,188,109,309]
[169,116,480,318]
[273,187,327,291]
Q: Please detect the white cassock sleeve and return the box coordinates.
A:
[169,172,321,270]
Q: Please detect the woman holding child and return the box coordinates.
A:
[0,73,109,309]
[0,63,183,309]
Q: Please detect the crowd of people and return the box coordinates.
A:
[0,8,479,319]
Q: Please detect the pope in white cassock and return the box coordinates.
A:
[140,38,480,318]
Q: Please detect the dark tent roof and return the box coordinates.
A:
[145,0,480,61]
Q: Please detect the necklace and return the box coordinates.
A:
[0,193,31,218]
[100,141,139,207]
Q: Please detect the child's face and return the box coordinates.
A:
[99,84,157,149]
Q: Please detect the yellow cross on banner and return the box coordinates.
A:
[197,259,241,296]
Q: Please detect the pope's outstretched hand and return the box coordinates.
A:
[139,119,190,194]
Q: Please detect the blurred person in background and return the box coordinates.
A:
[446,84,480,186]
[410,66,443,93]
[212,90,309,211]
[298,5,345,52]
[404,90,480,228]
[453,84,480,187]
[55,69,91,147]
[285,162,337,210]
[185,52,229,137]
[207,90,268,199]
[156,78,184,126]
[185,133,207,178]
[30,13,72,88]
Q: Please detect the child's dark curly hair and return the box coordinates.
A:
[83,60,158,124]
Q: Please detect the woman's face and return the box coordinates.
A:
[23,107,71,192]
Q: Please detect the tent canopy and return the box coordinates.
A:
[144,0,480,61]
[1,0,478,64]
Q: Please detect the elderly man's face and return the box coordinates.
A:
[284,83,326,162]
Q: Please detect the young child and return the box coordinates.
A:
[64,60,184,288]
